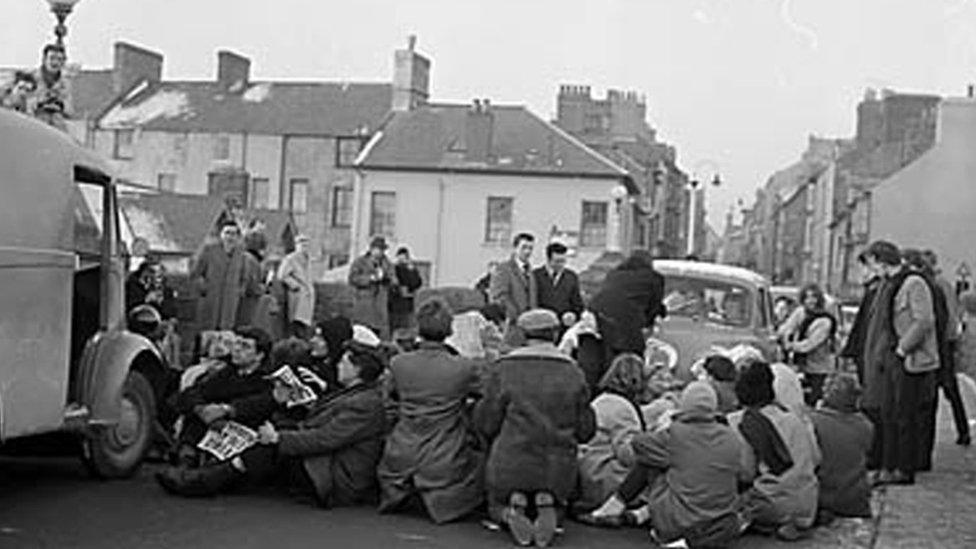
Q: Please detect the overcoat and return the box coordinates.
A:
[474,343,595,505]
[191,242,262,330]
[278,250,315,327]
[348,253,395,338]
[377,342,484,523]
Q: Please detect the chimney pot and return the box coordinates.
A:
[968,84,974,98]
[408,35,417,51]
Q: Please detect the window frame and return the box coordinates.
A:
[213,134,231,161]
[250,177,271,210]
[113,129,134,160]
[331,186,353,228]
[335,136,367,167]
[484,196,514,245]
[579,200,609,248]
[288,178,309,214]
[369,191,397,239]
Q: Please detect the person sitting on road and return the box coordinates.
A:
[576,353,649,513]
[729,361,821,541]
[581,382,744,549]
[156,344,388,507]
[172,327,277,465]
[377,298,485,525]
[696,354,740,414]
[474,309,596,547]
[810,373,874,522]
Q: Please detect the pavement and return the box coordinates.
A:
[0,399,972,549]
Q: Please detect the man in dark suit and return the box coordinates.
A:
[490,233,538,344]
[534,242,584,330]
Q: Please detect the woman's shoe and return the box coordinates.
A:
[533,492,558,548]
[504,492,534,547]
[957,433,971,446]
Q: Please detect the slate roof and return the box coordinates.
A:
[358,103,631,181]
[119,191,295,255]
[98,80,392,136]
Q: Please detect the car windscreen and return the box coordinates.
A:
[662,274,753,328]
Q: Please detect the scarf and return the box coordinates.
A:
[738,405,793,476]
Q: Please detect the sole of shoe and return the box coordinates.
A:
[506,493,534,547]
[534,492,558,548]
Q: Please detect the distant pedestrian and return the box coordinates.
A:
[780,284,837,406]
[588,250,666,356]
[278,234,315,339]
[489,233,538,345]
[475,309,595,547]
[389,246,423,334]
[533,242,584,331]
[190,220,263,331]
[348,236,395,340]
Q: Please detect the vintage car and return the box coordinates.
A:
[648,260,779,380]
[0,110,166,477]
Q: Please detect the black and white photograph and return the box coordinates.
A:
[2,1,976,547]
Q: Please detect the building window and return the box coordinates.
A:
[369,191,396,239]
[336,137,365,167]
[289,178,309,213]
[157,172,177,192]
[213,134,231,161]
[250,177,270,209]
[485,196,514,244]
[331,186,353,227]
[113,129,134,159]
[580,201,608,247]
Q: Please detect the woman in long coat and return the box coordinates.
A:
[191,222,262,330]
[278,235,316,335]
[377,299,484,524]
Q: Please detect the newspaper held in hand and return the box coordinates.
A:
[268,365,318,408]
[197,421,258,461]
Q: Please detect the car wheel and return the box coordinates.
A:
[82,370,156,479]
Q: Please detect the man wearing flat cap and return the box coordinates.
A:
[349,236,396,340]
[474,309,595,546]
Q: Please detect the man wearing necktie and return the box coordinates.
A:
[490,233,539,344]
[533,242,584,332]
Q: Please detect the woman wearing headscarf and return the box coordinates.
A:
[728,361,820,541]
[576,353,648,512]
[780,284,837,406]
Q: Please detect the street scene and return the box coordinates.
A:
[3,1,976,548]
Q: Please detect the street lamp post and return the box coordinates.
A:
[45,0,82,47]
[686,160,721,257]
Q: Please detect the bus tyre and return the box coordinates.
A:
[83,370,156,479]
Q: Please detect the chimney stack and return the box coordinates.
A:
[465,98,494,163]
[217,50,250,90]
[392,35,431,111]
[112,42,163,95]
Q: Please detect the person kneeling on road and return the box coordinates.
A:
[474,309,596,547]
[156,344,388,507]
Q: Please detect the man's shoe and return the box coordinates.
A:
[957,434,971,447]
[155,463,239,497]
[503,492,534,547]
[533,492,558,548]
[775,523,803,542]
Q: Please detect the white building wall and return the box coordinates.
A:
[352,170,622,286]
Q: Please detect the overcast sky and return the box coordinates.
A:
[5,0,976,229]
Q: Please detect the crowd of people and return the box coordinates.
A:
[125,225,976,549]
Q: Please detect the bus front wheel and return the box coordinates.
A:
[82,370,156,479]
